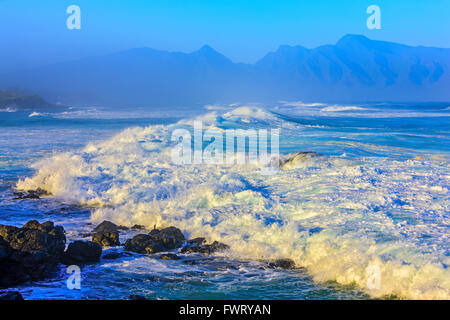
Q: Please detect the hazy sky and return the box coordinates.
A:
[1,0,449,72]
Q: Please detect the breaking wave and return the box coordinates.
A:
[16,107,450,299]
[320,105,367,112]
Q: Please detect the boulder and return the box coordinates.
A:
[131,224,145,230]
[267,259,295,269]
[181,240,229,255]
[124,234,163,254]
[124,226,185,254]
[92,231,120,247]
[149,226,185,249]
[13,188,49,200]
[0,237,9,260]
[159,253,180,260]
[62,240,102,265]
[93,221,118,233]
[0,290,24,300]
[102,251,132,260]
[187,237,206,246]
[0,220,66,287]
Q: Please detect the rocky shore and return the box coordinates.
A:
[0,220,66,287]
[0,219,295,298]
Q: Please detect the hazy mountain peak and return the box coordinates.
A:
[198,44,216,52]
[2,35,449,105]
[336,34,371,46]
[191,44,232,65]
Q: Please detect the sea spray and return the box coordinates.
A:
[16,106,450,299]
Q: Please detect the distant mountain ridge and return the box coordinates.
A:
[1,35,449,106]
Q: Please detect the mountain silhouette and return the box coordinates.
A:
[2,35,449,106]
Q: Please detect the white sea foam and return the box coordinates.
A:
[0,107,17,112]
[16,106,450,299]
[280,101,327,107]
[28,112,42,117]
[320,105,367,112]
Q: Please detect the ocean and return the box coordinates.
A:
[0,101,449,299]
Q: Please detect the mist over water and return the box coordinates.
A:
[1,102,449,299]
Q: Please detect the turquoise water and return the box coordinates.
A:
[0,102,449,299]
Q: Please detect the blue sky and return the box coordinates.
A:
[0,0,449,71]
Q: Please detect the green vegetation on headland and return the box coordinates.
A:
[0,90,55,109]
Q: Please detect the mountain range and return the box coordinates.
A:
[1,34,449,106]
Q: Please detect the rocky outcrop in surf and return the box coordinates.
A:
[62,240,102,264]
[92,232,120,247]
[279,152,322,169]
[124,226,186,254]
[0,220,66,287]
[267,259,296,270]
[181,239,230,254]
[91,221,126,247]
[124,226,230,256]
[93,220,119,233]
[0,290,24,300]
[13,188,49,200]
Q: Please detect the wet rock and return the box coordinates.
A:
[149,226,185,249]
[102,251,132,260]
[181,240,230,255]
[131,224,145,230]
[92,231,120,247]
[267,259,295,269]
[93,221,118,233]
[0,237,9,260]
[13,188,49,200]
[279,152,321,169]
[0,220,66,287]
[159,253,180,260]
[187,237,206,246]
[0,290,24,300]
[62,240,102,265]
[125,234,158,254]
[210,241,230,251]
[124,226,185,254]
[118,225,129,231]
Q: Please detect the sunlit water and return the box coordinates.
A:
[0,102,449,299]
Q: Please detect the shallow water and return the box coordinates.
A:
[1,102,449,299]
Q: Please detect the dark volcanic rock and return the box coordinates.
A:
[149,226,185,249]
[181,240,230,255]
[102,251,132,260]
[131,224,145,230]
[13,188,49,200]
[187,237,206,246]
[92,231,120,247]
[0,290,24,300]
[62,240,102,265]
[124,234,164,254]
[124,226,185,254]
[0,220,66,287]
[0,237,9,260]
[159,253,180,260]
[93,221,118,233]
[267,259,295,269]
